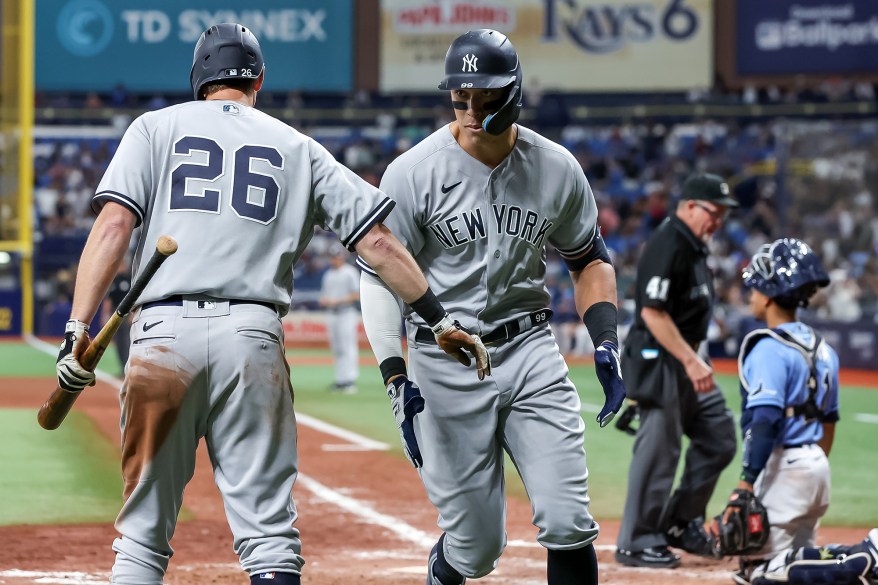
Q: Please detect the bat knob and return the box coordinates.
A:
[157,236,178,256]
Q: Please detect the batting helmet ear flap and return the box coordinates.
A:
[483,66,522,135]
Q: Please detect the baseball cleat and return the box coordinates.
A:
[615,546,681,568]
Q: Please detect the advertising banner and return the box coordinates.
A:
[37,0,353,92]
[380,0,713,92]
[737,2,878,75]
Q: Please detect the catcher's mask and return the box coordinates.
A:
[438,29,522,135]
[190,23,264,100]
[742,238,829,309]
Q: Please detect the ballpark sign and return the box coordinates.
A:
[37,0,353,92]
[380,0,713,91]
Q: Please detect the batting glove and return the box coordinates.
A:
[594,340,626,428]
[432,314,491,380]
[56,319,96,393]
[387,376,426,468]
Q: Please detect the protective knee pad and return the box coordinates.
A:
[751,551,873,585]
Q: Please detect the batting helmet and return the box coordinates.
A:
[438,29,522,135]
[742,238,830,308]
[190,23,264,100]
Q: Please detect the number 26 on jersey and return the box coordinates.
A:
[170,136,282,224]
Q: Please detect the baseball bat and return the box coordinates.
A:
[37,235,178,430]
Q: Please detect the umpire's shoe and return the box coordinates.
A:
[666,517,720,558]
[615,546,681,569]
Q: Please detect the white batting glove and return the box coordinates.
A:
[56,319,96,392]
[432,314,491,380]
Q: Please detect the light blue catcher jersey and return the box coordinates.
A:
[740,322,840,446]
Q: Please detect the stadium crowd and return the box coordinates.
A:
[31,87,878,355]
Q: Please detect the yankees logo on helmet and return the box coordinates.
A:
[462,54,478,72]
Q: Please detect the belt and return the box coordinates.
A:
[142,295,278,312]
[414,309,553,347]
[783,443,815,450]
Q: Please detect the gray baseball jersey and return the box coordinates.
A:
[92,100,393,583]
[359,124,601,576]
[94,100,394,312]
[358,124,598,332]
[321,263,361,388]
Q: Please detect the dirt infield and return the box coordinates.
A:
[0,376,865,585]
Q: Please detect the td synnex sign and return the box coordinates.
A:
[39,0,352,92]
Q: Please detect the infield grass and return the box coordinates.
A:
[0,409,121,525]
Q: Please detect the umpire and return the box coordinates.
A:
[615,173,738,568]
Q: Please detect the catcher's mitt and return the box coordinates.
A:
[713,489,770,556]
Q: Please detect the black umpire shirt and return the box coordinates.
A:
[629,215,713,347]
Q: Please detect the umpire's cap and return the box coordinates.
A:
[438,29,522,135]
[742,238,830,308]
[681,173,739,207]
[190,23,264,100]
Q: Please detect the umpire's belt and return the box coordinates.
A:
[414,309,553,347]
[142,295,278,313]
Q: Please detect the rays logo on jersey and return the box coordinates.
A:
[428,204,553,249]
[223,104,240,115]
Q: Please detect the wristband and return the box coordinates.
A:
[582,301,618,347]
[379,357,407,386]
[741,469,760,484]
[409,288,446,327]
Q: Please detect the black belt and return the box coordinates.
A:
[414,309,553,347]
[142,295,278,312]
[783,443,814,450]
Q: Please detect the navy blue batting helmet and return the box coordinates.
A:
[438,29,522,135]
[742,238,830,308]
[190,23,264,100]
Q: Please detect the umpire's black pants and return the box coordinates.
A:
[616,356,736,552]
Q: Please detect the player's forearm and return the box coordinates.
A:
[640,306,699,366]
[571,260,618,314]
[70,204,136,323]
[360,272,406,383]
[572,260,619,346]
[818,422,835,456]
[355,224,429,303]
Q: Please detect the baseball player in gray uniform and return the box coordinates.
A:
[53,23,488,585]
[320,244,362,393]
[357,30,626,585]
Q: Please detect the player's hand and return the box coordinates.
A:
[684,354,714,393]
[55,319,96,392]
[593,340,626,427]
[432,315,491,380]
[387,375,425,468]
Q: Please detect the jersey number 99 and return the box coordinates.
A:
[170,136,283,224]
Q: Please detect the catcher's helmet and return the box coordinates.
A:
[438,29,522,135]
[742,238,830,308]
[190,23,264,100]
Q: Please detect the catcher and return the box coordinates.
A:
[714,238,878,585]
